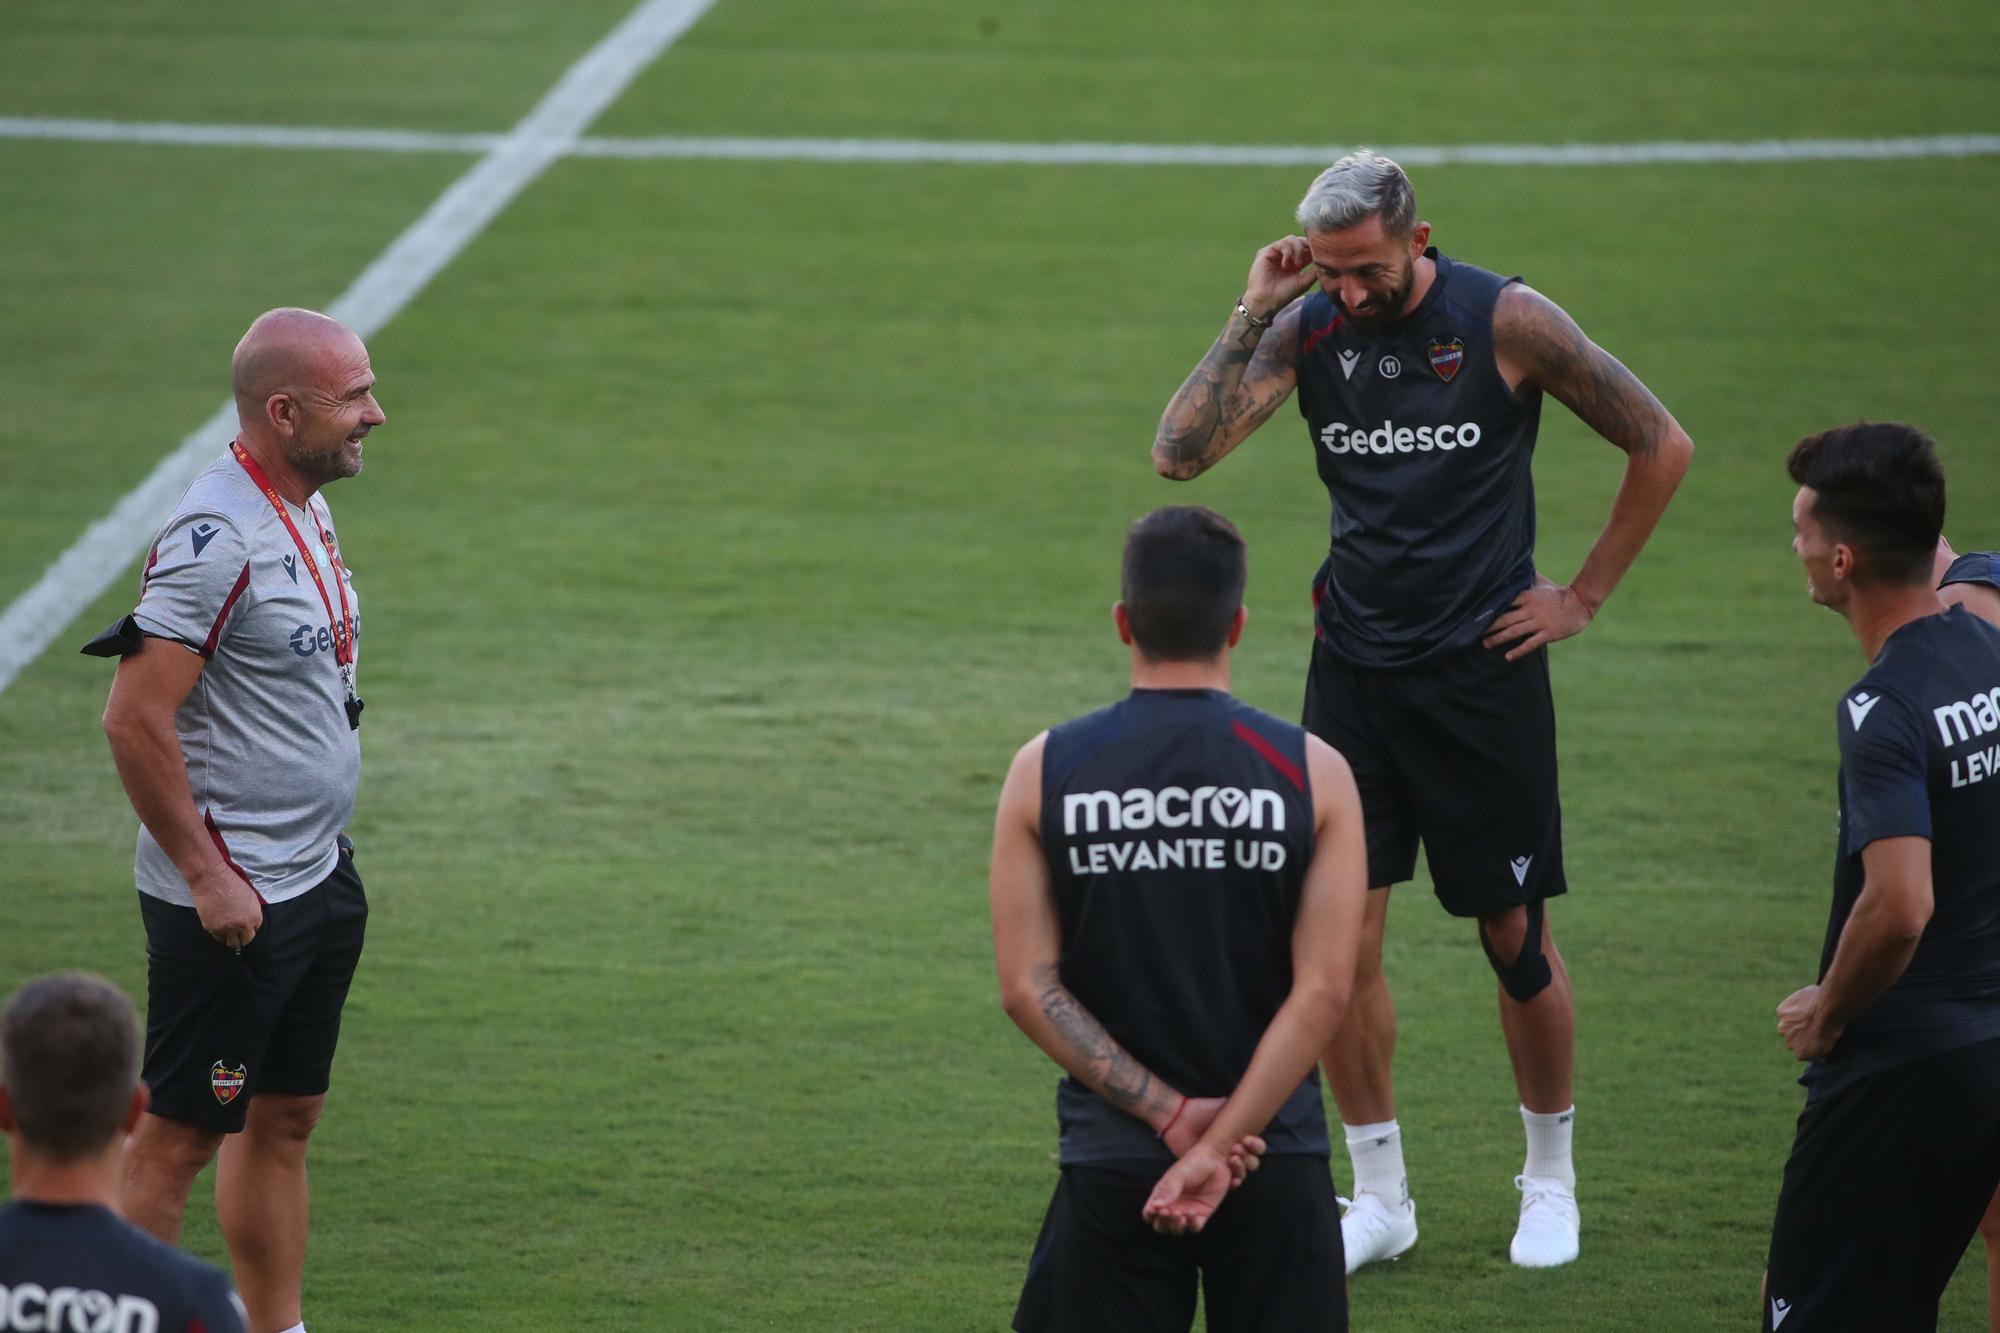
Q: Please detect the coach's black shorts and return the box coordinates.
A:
[1303,636,1565,916]
[1012,1155,1345,1333]
[1762,1037,2000,1332]
[138,844,368,1133]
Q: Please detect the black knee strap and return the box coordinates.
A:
[1479,897,1553,1002]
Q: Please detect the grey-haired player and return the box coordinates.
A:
[1150,149,1693,1270]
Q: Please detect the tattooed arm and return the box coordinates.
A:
[1023,960,1177,1118]
[1151,236,1317,480]
[989,733,1184,1130]
[1481,283,1695,659]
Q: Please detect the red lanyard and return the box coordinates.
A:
[230,441,356,677]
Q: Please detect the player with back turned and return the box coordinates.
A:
[990,506,1368,1332]
[1764,423,2000,1331]
[0,973,247,1333]
[1149,150,1693,1270]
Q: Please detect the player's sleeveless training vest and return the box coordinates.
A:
[1040,688,1328,1165]
[1294,249,1542,668]
[0,1201,246,1331]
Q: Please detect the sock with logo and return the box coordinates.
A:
[1520,1104,1576,1190]
[1343,1119,1409,1204]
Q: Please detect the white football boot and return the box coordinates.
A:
[1509,1175,1580,1267]
[1338,1192,1418,1273]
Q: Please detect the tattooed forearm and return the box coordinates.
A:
[1497,285,1671,458]
[1154,331,1253,475]
[1152,307,1300,480]
[1033,963,1158,1114]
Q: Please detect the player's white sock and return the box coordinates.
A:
[275,1323,305,1333]
[1343,1119,1409,1204]
[1520,1104,1576,1190]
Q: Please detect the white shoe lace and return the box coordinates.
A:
[1513,1176,1578,1228]
[1337,1194,1400,1238]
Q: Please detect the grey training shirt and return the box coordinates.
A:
[129,448,361,905]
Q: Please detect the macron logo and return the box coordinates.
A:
[1770,1296,1791,1327]
[1063,786,1286,835]
[1337,348,1361,380]
[1933,685,2000,746]
[1509,855,1532,886]
[191,522,220,556]
[1846,692,1881,731]
[0,1285,163,1332]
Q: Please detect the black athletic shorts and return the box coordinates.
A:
[138,843,368,1133]
[1762,1037,2000,1332]
[1302,636,1566,916]
[1012,1156,1346,1333]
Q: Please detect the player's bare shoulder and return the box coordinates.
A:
[1943,581,2000,626]
[998,730,1050,832]
[1301,732,1360,827]
[1491,282,1587,394]
[1012,730,1048,773]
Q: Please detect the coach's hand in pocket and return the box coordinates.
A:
[191,862,263,951]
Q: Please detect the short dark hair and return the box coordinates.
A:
[1120,507,1248,661]
[1,973,140,1159]
[1786,422,1945,586]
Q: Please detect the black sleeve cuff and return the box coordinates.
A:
[78,614,201,658]
[78,613,147,658]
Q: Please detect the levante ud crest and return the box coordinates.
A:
[1429,336,1465,383]
[211,1060,247,1105]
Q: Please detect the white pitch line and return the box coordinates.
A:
[5,112,1996,691]
[572,131,2000,167]
[4,115,2000,167]
[0,0,718,696]
[0,116,503,155]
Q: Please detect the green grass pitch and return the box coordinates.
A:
[2,1,1998,1327]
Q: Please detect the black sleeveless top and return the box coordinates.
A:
[0,1201,246,1332]
[1293,249,1542,668]
[1039,688,1329,1164]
